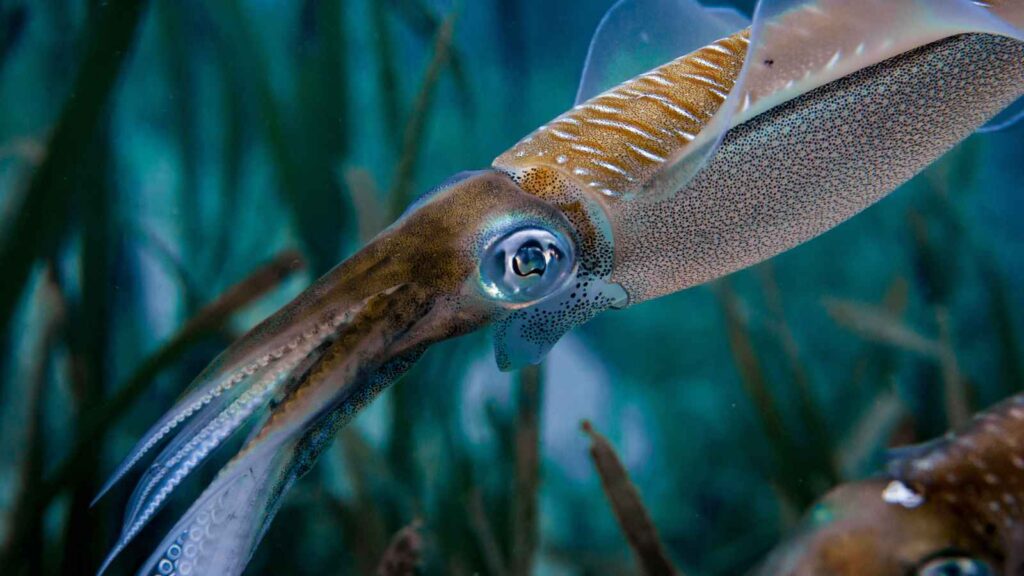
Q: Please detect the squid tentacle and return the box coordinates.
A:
[96,299,371,575]
[134,285,431,576]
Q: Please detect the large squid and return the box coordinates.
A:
[96,0,1024,574]
[757,391,1024,575]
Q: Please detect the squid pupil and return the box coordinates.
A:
[512,242,549,277]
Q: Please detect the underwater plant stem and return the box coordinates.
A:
[824,297,942,358]
[511,364,543,576]
[0,250,304,568]
[157,0,202,277]
[0,0,148,339]
[467,488,509,576]
[343,168,389,242]
[2,266,64,574]
[838,391,906,477]
[582,420,682,576]
[757,263,839,484]
[171,249,304,342]
[982,258,1024,396]
[375,519,424,576]
[842,277,908,397]
[207,3,247,285]
[214,0,346,275]
[716,280,813,508]
[935,306,970,429]
[339,428,392,572]
[59,116,115,576]
[388,13,455,216]
[387,0,473,114]
[372,0,403,153]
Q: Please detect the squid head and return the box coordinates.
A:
[93,168,625,575]
[755,480,996,575]
[757,392,1024,575]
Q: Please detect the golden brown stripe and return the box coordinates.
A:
[494,30,749,198]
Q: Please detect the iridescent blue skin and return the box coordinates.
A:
[96,1,1024,574]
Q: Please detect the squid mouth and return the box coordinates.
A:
[238,251,485,449]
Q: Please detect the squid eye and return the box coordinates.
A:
[480,226,575,304]
[918,557,992,576]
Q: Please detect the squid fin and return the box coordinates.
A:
[575,0,742,104]
[979,97,1024,132]
[704,5,751,30]
[580,0,1024,201]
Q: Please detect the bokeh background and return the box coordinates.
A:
[1,0,1023,574]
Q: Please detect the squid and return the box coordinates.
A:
[756,391,1024,575]
[96,0,1024,574]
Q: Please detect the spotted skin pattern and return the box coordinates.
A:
[758,390,1024,575]
[890,393,1024,560]
[491,165,628,369]
[611,33,1024,303]
[498,17,1024,306]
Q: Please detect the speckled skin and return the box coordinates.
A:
[758,392,1024,575]
[612,33,1024,302]
[502,33,1024,304]
[889,393,1024,565]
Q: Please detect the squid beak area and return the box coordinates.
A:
[299,169,557,362]
[248,170,563,432]
[247,239,488,443]
[294,236,486,389]
[261,190,521,420]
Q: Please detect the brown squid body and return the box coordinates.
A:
[758,393,1024,575]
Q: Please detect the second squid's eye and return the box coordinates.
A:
[918,557,992,576]
[480,226,576,304]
